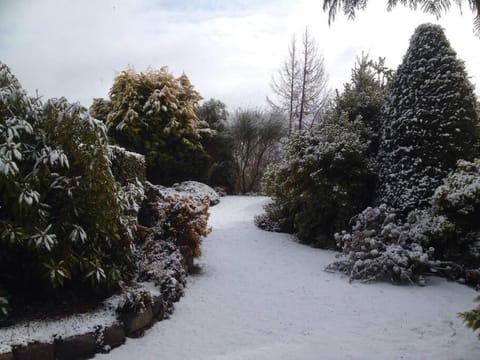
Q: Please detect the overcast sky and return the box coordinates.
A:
[1,0,479,111]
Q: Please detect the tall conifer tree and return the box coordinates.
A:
[377,24,479,215]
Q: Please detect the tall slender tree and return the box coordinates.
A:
[377,23,480,215]
[299,28,331,130]
[268,35,300,136]
[269,28,330,133]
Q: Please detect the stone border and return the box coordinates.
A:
[0,294,170,360]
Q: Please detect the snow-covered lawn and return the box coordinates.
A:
[99,196,480,360]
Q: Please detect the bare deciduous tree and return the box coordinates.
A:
[230,109,285,193]
[268,35,300,136]
[298,28,331,130]
[269,28,331,134]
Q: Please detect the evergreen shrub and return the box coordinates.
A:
[0,63,135,318]
[109,145,146,185]
[90,68,214,186]
[430,159,480,265]
[261,118,371,248]
[329,206,437,284]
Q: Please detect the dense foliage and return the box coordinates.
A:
[109,145,146,186]
[430,158,480,265]
[0,63,135,317]
[328,205,434,284]
[196,99,235,192]
[328,25,480,287]
[258,55,386,247]
[377,24,479,215]
[260,118,371,247]
[230,109,285,193]
[330,157,480,284]
[137,233,187,311]
[333,55,390,159]
[90,68,214,186]
[139,183,211,272]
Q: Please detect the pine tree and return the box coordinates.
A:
[377,23,479,215]
[334,54,391,158]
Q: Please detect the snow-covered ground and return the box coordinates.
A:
[99,196,480,360]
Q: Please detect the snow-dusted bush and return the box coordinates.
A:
[137,233,186,307]
[254,202,294,233]
[139,183,211,271]
[91,68,214,185]
[377,24,479,216]
[0,63,135,317]
[327,194,480,285]
[116,287,152,315]
[429,159,480,265]
[172,181,220,206]
[260,118,371,247]
[328,205,435,284]
[255,169,294,233]
[108,145,146,244]
[109,145,146,185]
[433,159,480,219]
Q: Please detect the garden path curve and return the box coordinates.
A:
[99,196,480,360]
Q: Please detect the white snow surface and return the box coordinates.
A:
[99,196,480,360]
[172,181,220,205]
[0,294,122,353]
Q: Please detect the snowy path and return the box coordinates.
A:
[99,196,480,360]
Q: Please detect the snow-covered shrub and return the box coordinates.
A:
[433,159,480,220]
[459,297,480,340]
[139,183,211,270]
[377,24,479,216]
[254,203,294,233]
[137,232,187,306]
[260,118,371,248]
[328,205,435,283]
[172,181,220,206]
[429,159,480,265]
[116,287,152,315]
[0,63,135,316]
[108,145,146,185]
[255,169,294,233]
[90,68,214,185]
